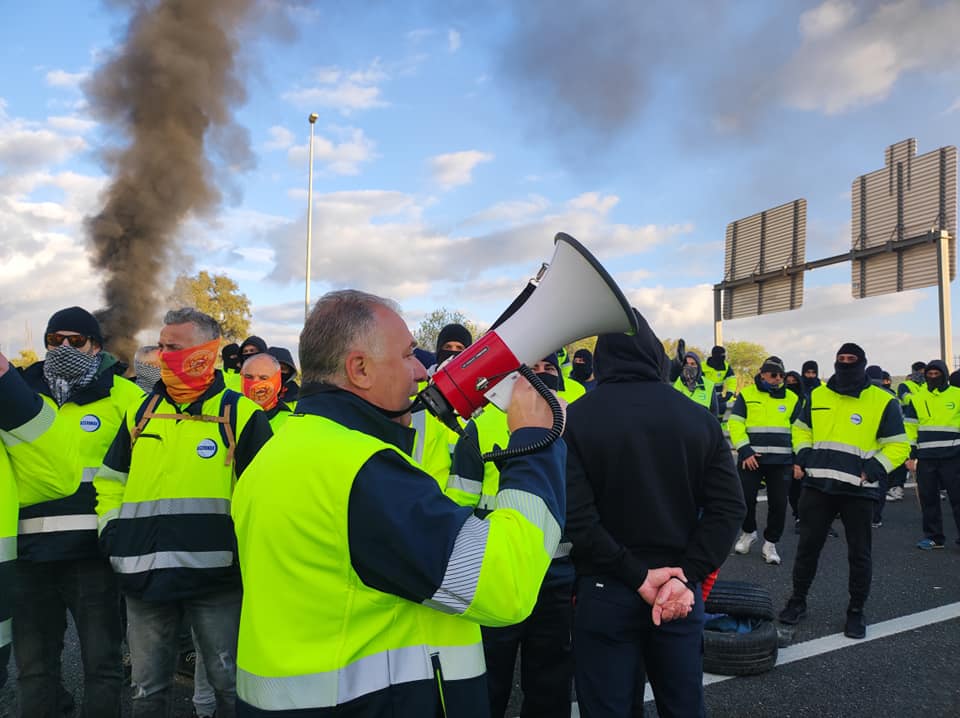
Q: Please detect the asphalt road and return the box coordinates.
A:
[4,486,960,717]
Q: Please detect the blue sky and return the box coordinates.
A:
[1,0,959,374]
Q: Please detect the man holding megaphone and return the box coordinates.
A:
[231,289,567,718]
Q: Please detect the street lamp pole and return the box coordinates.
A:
[305,112,319,322]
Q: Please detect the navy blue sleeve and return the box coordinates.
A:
[450,419,484,484]
[348,430,566,603]
[0,368,44,431]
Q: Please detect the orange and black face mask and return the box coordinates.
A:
[160,338,220,404]
[242,373,282,411]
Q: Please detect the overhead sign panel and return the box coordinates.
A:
[851,139,957,298]
[722,199,806,320]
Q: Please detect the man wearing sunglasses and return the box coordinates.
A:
[728,356,803,566]
[13,306,144,717]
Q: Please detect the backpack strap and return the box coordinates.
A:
[130,393,162,449]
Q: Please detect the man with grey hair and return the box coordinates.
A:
[232,289,567,717]
[94,307,272,718]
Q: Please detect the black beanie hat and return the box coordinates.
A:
[46,306,103,345]
[801,360,818,374]
[436,324,473,352]
[711,345,725,359]
[837,342,866,362]
[221,343,239,359]
[865,365,884,381]
[911,361,927,372]
[760,356,785,374]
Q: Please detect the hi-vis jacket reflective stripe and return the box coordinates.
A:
[410,410,455,489]
[1,369,79,669]
[18,372,143,562]
[794,382,909,498]
[94,376,271,601]
[728,383,801,465]
[898,379,922,407]
[903,384,960,459]
[672,376,717,413]
[232,388,565,716]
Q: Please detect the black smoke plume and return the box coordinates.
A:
[85,0,255,363]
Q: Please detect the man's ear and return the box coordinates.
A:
[344,350,374,390]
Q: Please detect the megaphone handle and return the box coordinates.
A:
[481,365,564,464]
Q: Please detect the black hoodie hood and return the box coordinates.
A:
[925,359,950,391]
[595,309,666,384]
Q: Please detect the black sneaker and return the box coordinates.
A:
[779,597,807,625]
[844,609,866,639]
[794,518,801,535]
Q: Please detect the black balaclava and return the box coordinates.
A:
[950,369,960,389]
[536,353,563,392]
[834,342,867,392]
[570,349,594,382]
[924,360,949,392]
[239,335,268,357]
[706,345,726,371]
[784,370,804,398]
[910,361,927,384]
[221,343,241,372]
[435,324,473,367]
[865,365,885,388]
[800,359,819,392]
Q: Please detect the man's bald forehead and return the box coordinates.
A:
[242,353,281,373]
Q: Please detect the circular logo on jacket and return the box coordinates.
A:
[196,439,218,459]
[850,413,862,425]
[79,414,101,432]
[778,405,787,413]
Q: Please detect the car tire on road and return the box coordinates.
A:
[705,580,775,620]
[703,619,779,676]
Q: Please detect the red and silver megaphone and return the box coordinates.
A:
[418,232,639,432]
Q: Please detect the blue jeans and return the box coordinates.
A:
[12,557,123,718]
[574,575,705,718]
[125,588,241,718]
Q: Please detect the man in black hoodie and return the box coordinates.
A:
[564,311,745,718]
[800,360,821,396]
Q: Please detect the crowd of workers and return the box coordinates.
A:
[2,297,959,718]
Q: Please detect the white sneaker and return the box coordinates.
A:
[734,531,758,555]
[762,541,781,565]
[886,486,904,501]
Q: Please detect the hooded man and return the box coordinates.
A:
[94,308,273,717]
[728,356,802,566]
[702,345,737,421]
[564,311,744,717]
[267,346,300,406]
[780,343,909,639]
[238,335,268,359]
[898,361,927,407]
[433,323,473,371]
[784,370,804,398]
[221,343,241,373]
[903,359,960,550]
[801,360,821,396]
[672,351,718,415]
[570,348,597,392]
[14,306,144,717]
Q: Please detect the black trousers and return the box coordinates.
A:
[791,488,873,609]
[740,463,791,543]
[917,458,960,544]
[482,581,573,718]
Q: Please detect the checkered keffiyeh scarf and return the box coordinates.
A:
[43,346,103,406]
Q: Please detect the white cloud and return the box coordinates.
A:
[448,29,461,53]
[283,59,389,114]
[288,126,377,175]
[44,69,88,89]
[429,150,493,189]
[945,97,960,115]
[798,0,856,40]
[264,125,295,150]
[463,195,551,226]
[783,0,960,115]
[46,115,96,134]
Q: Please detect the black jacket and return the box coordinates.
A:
[564,314,745,588]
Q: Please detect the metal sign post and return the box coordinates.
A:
[938,230,954,368]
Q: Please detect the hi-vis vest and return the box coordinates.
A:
[94,389,259,600]
[794,384,910,491]
[672,376,716,411]
[1,374,78,670]
[904,384,960,459]
[899,378,922,407]
[233,413,533,716]
[18,375,143,562]
[728,384,799,464]
[411,409,455,488]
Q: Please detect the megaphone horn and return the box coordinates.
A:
[420,233,639,429]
